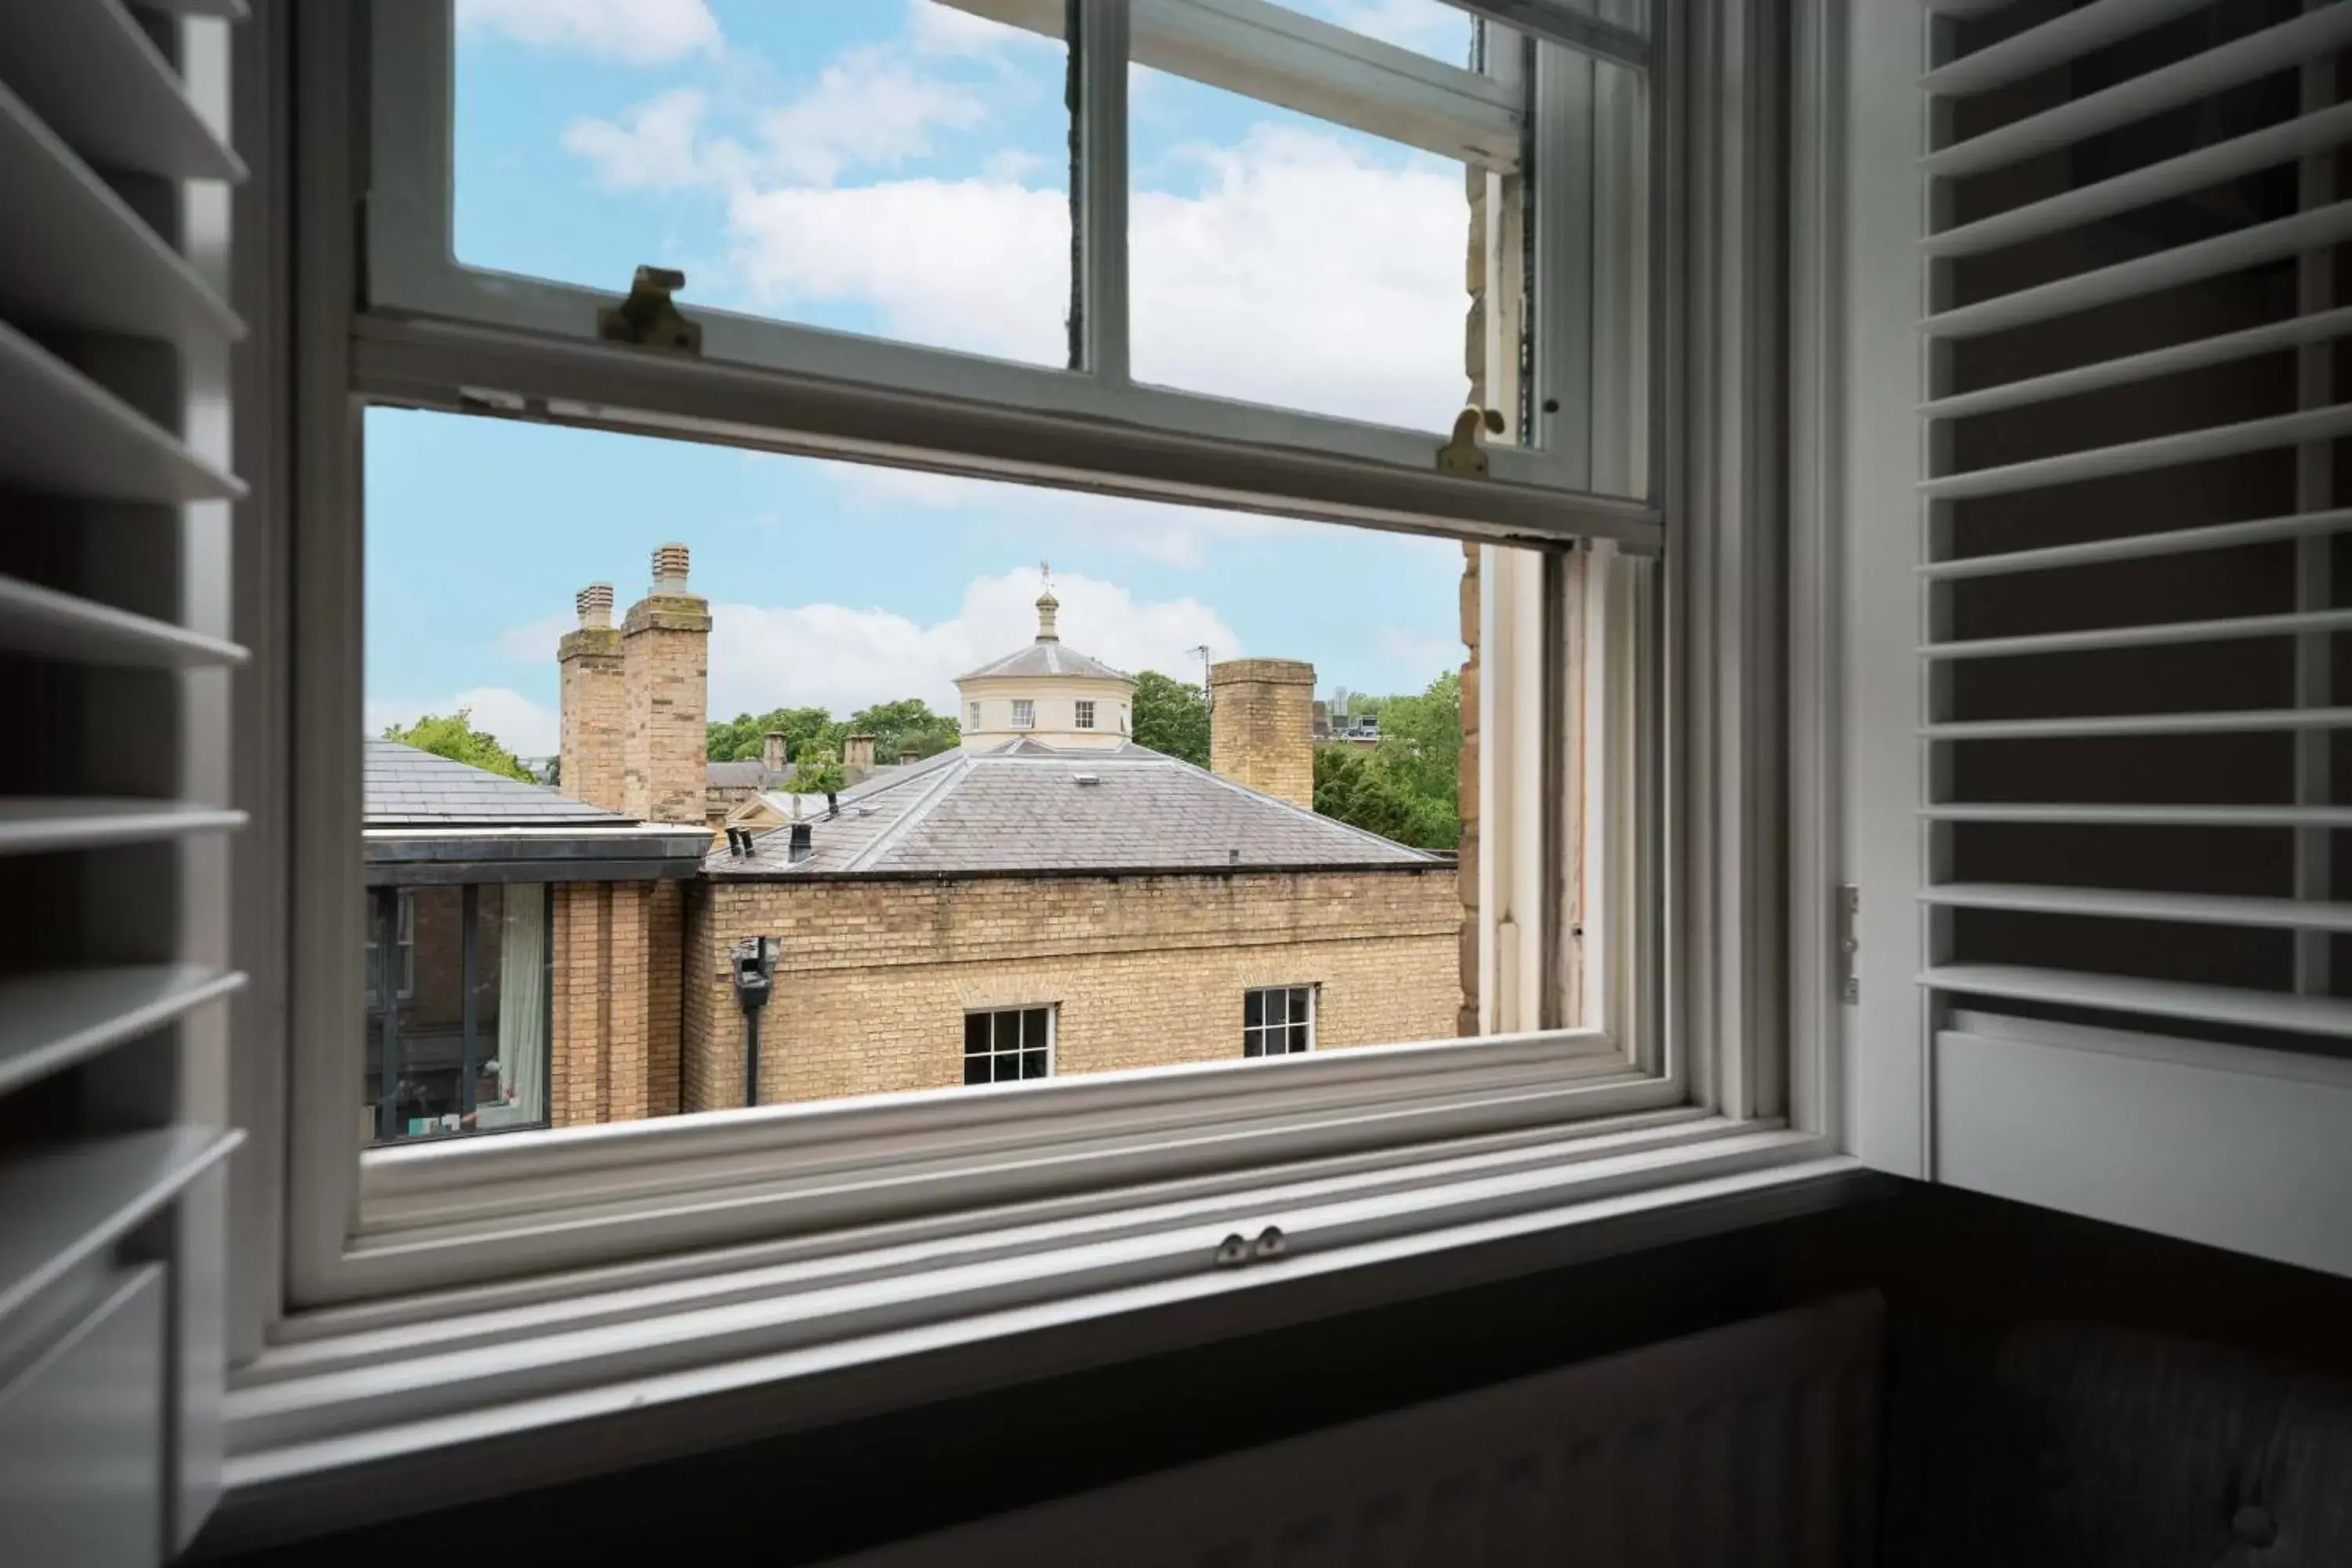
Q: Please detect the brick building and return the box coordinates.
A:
[541,546,1465,1115]
[361,740,705,1142]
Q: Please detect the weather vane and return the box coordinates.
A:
[1040,557,1052,591]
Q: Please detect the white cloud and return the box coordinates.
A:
[758,46,989,185]
[369,687,561,760]
[906,0,1051,59]
[1129,125,1467,431]
[1297,0,1472,60]
[826,464,1305,569]
[717,123,1465,430]
[495,610,580,663]
[728,177,1070,361]
[562,89,751,192]
[457,0,721,64]
[1377,625,1461,670]
[703,567,1239,718]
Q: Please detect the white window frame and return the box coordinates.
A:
[1076,699,1097,730]
[215,0,1855,1531]
[969,700,984,731]
[1244,985,1317,1057]
[964,1004,1059,1084]
[1011,698,1037,731]
[356,0,1662,549]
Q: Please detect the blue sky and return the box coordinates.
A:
[368,0,1480,755]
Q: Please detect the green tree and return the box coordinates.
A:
[380,710,538,783]
[846,698,960,762]
[1309,670,1461,850]
[788,746,846,794]
[706,706,838,764]
[1131,669,1210,766]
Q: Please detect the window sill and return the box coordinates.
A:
[206,1124,1864,1553]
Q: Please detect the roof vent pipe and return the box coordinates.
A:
[789,821,813,863]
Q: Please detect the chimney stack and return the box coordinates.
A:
[1209,659,1316,810]
[843,733,876,773]
[762,730,786,775]
[621,542,712,825]
[557,582,626,814]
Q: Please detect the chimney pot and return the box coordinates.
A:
[575,582,614,630]
[788,821,813,862]
[652,542,691,594]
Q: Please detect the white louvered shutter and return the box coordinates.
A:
[1867,0,2352,1275]
[0,0,247,1561]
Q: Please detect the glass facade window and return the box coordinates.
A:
[363,882,552,1143]
[964,1006,1053,1084]
[1243,985,1316,1057]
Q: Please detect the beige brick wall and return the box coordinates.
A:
[557,626,626,816]
[682,869,1461,1109]
[622,593,711,827]
[550,879,685,1127]
[1209,659,1316,810]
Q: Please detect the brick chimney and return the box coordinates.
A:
[762,730,786,775]
[557,582,626,814]
[842,733,876,773]
[1209,659,1316,809]
[621,543,711,825]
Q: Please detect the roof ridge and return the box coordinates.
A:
[838,750,973,872]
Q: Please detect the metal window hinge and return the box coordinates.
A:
[1437,406,1506,475]
[597,265,702,354]
[1836,884,1860,1004]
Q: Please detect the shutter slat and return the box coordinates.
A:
[1923,883,2352,931]
[1919,507,2352,580]
[0,0,242,181]
[1922,964,2352,1037]
[0,1128,243,1325]
[1922,307,2352,421]
[0,966,247,1100]
[1925,101,2352,259]
[1924,201,2352,341]
[1922,804,2352,827]
[1925,605,2352,660]
[0,575,249,669]
[0,80,243,346]
[1921,0,2212,98]
[1921,405,2352,502]
[0,320,245,503]
[132,0,251,20]
[1923,707,2352,740]
[0,800,248,856]
[1925,5,2352,179]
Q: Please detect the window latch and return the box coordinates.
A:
[597,264,703,354]
[1436,406,1506,476]
[1836,885,1860,1004]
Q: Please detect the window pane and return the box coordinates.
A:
[1268,1,1475,66]
[1022,1048,1049,1080]
[366,410,1570,1131]
[1127,56,1484,430]
[453,2,1073,368]
[1289,1022,1311,1054]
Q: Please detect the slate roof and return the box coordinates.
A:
[956,637,1131,683]
[364,739,629,827]
[705,741,1442,878]
[706,759,786,790]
